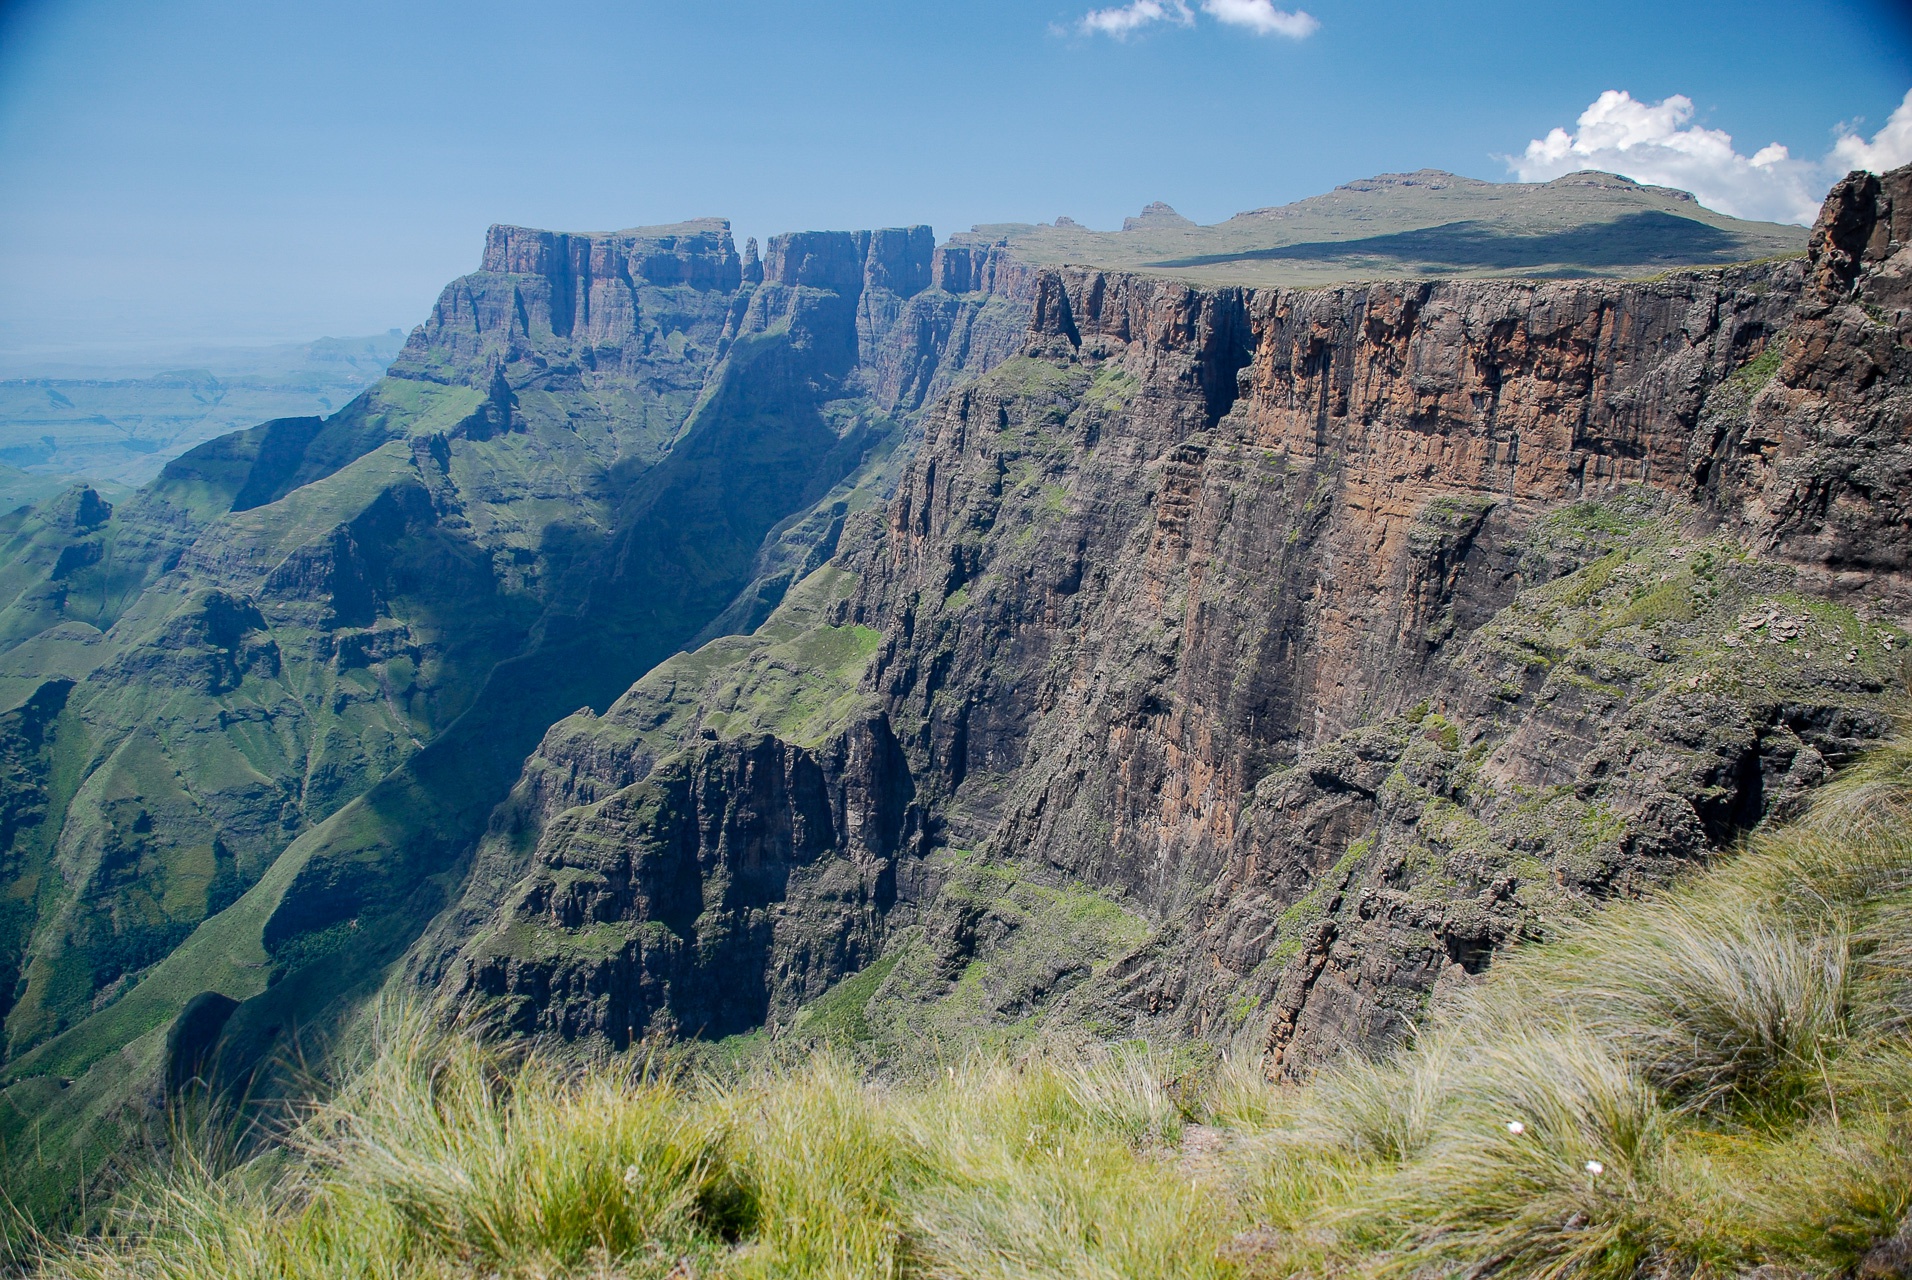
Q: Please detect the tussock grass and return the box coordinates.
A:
[1225,731,1912,1280]
[16,737,1912,1278]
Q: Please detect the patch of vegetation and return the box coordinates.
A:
[1083,365,1139,412]
[1265,837,1373,966]
[785,953,901,1047]
[1727,342,1785,393]
[852,862,1154,1058]
[977,358,1088,407]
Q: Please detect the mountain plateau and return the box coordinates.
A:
[0,169,1904,1220]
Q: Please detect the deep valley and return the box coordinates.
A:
[0,165,1908,1258]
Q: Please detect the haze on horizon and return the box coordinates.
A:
[1,0,1908,357]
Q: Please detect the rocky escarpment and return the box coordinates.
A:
[414,568,926,1042]
[0,218,1035,1212]
[457,716,917,1045]
[435,168,1911,1072]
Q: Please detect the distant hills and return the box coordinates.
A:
[0,331,408,498]
[968,169,1810,288]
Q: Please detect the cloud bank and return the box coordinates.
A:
[1512,89,1912,226]
[1078,0,1317,39]
[1832,92,1912,174]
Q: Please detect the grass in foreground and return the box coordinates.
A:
[13,737,1912,1279]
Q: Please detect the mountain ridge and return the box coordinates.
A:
[0,167,1899,1222]
[973,168,1809,289]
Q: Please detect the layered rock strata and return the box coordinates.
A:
[435,169,1911,1071]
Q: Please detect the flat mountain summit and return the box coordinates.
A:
[976,168,1809,287]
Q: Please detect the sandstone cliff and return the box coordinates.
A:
[430,169,1910,1073]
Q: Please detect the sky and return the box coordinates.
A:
[0,0,1908,358]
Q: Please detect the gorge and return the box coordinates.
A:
[0,165,1907,1221]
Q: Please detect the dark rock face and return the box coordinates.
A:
[460,719,916,1046]
[442,169,1912,1070]
[1746,168,1912,594]
[0,214,1032,1123]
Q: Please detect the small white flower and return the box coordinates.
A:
[1585,1159,1604,1176]
[623,1164,642,1189]
[1506,1120,1525,1135]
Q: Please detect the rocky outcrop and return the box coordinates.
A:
[1741,167,1912,596]
[460,719,915,1045]
[443,168,1911,1071]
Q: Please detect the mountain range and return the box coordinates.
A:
[0,167,1903,1223]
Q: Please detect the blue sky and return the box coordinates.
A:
[0,0,1907,355]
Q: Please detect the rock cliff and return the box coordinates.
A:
[0,218,1033,1210]
[430,168,1911,1073]
[1,170,1900,1219]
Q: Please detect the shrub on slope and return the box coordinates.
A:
[1231,731,1912,1279]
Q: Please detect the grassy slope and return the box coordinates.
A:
[15,726,1908,1279]
[970,170,1808,289]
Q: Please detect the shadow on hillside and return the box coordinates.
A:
[1151,211,1752,273]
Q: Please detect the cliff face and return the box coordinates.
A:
[0,219,1033,1206]
[436,169,1910,1070]
[1745,169,1912,591]
[4,172,1904,1219]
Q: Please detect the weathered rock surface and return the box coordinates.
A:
[437,168,1910,1074]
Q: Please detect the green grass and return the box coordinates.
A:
[1726,343,1785,394]
[14,733,1912,1278]
[785,954,902,1046]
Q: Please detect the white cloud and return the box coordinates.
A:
[1832,89,1912,173]
[1079,0,1191,36]
[1200,0,1318,37]
[1076,0,1315,39]
[1511,88,1912,227]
